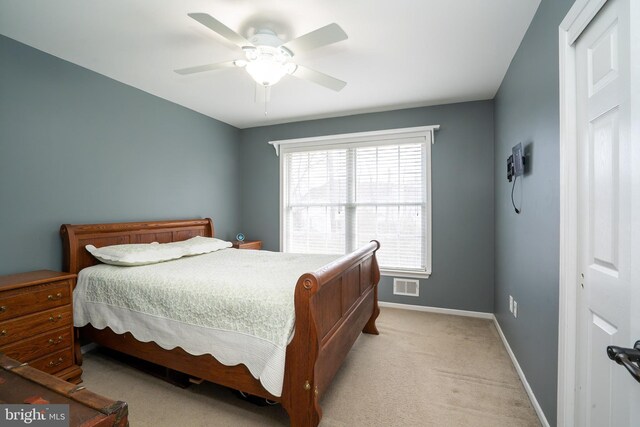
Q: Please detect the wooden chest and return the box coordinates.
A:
[0,353,128,426]
[0,270,82,383]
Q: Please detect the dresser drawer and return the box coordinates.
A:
[28,347,73,375]
[1,326,72,363]
[0,280,72,321]
[0,306,72,346]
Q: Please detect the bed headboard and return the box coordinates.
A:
[60,218,215,275]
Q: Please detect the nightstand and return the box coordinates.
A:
[232,240,262,250]
[0,270,82,383]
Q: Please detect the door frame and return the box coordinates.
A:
[554,0,640,424]
[557,1,608,426]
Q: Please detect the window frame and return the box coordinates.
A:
[271,125,438,278]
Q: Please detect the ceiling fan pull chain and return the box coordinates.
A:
[264,86,270,116]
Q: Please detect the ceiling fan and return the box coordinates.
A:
[174,13,348,92]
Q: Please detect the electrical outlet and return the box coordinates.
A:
[513,300,518,318]
[509,295,514,313]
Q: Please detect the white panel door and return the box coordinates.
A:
[575,0,638,425]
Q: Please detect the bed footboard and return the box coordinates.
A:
[281,241,380,427]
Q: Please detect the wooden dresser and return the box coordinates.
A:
[0,270,82,383]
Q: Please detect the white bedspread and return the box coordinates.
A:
[73,248,339,396]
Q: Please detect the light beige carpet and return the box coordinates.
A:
[80,308,541,426]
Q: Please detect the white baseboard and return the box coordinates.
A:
[378,301,493,319]
[493,317,550,427]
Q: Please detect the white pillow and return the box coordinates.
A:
[175,236,233,256]
[86,237,232,266]
[86,242,184,266]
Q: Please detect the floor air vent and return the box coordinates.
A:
[393,278,419,296]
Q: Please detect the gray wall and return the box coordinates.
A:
[493,0,574,424]
[239,101,495,312]
[0,35,241,275]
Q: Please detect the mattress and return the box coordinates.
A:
[73,248,339,396]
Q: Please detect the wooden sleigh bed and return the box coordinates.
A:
[60,218,381,427]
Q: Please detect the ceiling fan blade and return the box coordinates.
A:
[282,23,347,55]
[291,65,347,92]
[174,60,237,75]
[188,13,253,48]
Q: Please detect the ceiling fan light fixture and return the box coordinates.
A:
[242,46,258,61]
[243,45,293,87]
[245,60,287,86]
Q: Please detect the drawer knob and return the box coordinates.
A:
[48,336,64,345]
[47,293,63,301]
[0,306,6,313]
[49,314,63,322]
[48,357,64,367]
[0,329,6,336]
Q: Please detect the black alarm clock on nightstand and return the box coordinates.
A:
[235,233,245,243]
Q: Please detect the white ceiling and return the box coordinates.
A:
[0,0,540,129]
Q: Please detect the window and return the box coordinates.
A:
[272,126,437,278]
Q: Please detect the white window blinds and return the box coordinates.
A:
[278,126,435,277]
[286,149,347,255]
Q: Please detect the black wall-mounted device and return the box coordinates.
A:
[512,142,524,177]
[507,155,515,182]
[507,142,525,182]
[508,142,526,214]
